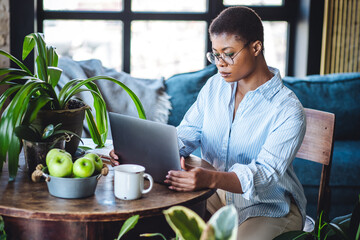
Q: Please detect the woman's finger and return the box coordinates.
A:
[109,149,119,166]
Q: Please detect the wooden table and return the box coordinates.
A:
[0,155,215,240]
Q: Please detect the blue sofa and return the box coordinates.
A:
[165,64,360,220]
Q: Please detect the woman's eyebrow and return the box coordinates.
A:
[212,46,234,51]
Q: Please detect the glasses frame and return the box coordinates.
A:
[206,41,250,65]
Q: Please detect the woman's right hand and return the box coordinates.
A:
[109,149,120,166]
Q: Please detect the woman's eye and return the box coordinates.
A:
[213,53,220,57]
[225,53,234,57]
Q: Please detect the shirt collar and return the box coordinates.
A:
[255,67,283,100]
[220,67,283,101]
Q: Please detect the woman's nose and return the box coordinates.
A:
[216,57,228,67]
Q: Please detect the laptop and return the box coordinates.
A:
[109,112,182,183]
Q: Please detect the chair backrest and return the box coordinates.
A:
[296,108,335,216]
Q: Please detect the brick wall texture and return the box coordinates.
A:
[0,0,10,68]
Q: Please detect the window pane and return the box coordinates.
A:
[263,21,288,77]
[223,0,283,6]
[132,0,206,12]
[44,0,122,11]
[131,21,206,79]
[44,20,122,71]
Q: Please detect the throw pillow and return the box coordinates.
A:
[58,57,172,138]
[165,64,218,127]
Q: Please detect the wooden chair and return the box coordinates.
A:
[296,108,335,231]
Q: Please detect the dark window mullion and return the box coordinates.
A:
[249,6,292,21]
[284,0,299,76]
[42,11,124,20]
[36,0,44,32]
[132,12,208,21]
[123,0,132,73]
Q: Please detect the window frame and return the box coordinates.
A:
[11,0,300,76]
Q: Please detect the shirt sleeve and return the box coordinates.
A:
[176,82,209,157]
[229,106,306,200]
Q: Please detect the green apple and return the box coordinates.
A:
[73,157,95,178]
[46,148,72,166]
[47,154,73,177]
[84,153,103,173]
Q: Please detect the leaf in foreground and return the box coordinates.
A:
[116,215,139,240]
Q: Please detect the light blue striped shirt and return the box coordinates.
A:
[177,67,307,226]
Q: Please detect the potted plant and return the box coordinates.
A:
[0,32,146,180]
[274,195,360,240]
[15,123,81,176]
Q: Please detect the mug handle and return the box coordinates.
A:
[142,173,153,194]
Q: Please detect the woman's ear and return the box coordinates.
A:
[251,40,263,56]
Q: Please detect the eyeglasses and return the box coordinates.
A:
[206,42,250,65]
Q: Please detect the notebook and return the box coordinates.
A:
[109,112,182,183]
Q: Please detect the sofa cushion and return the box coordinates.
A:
[293,140,360,186]
[165,64,218,127]
[283,72,360,140]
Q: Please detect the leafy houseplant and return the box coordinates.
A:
[274,195,360,240]
[116,205,239,240]
[15,123,80,175]
[0,32,146,180]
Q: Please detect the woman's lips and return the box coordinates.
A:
[220,72,231,78]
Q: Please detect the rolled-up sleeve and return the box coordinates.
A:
[176,84,208,157]
[229,106,306,200]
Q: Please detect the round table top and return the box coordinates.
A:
[0,155,215,222]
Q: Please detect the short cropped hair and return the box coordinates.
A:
[209,6,264,45]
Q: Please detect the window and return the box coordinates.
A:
[37,0,296,78]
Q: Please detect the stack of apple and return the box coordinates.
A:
[46,149,103,178]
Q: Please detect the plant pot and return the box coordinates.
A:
[31,101,90,157]
[23,139,65,177]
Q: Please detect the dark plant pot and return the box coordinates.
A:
[23,139,65,177]
[31,101,89,157]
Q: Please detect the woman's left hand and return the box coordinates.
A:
[164,157,214,191]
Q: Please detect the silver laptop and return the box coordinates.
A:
[109,112,182,183]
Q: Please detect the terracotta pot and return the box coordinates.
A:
[31,101,90,156]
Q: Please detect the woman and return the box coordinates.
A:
[111,6,306,240]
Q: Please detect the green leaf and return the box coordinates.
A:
[0,68,30,77]
[139,233,167,239]
[0,50,32,75]
[163,206,206,240]
[272,231,311,240]
[47,66,62,88]
[208,205,238,240]
[22,34,36,60]
[116,215,139,240]
[0,216,5,231]
[0,85,22,113]
[14,125,40,142]
[42,124,55,139]
[24,94,53,125]
[200,224,216,240]
[36,55,47,82]
[0,216,6,240]
[29,33,48,81]
[84,81,108,144]
[46,46,58,67]
[85,108,103,147]
[78,146,93,151]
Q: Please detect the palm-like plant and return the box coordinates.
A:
[0,33,146,180]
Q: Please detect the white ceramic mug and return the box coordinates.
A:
[114,164,153,200]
